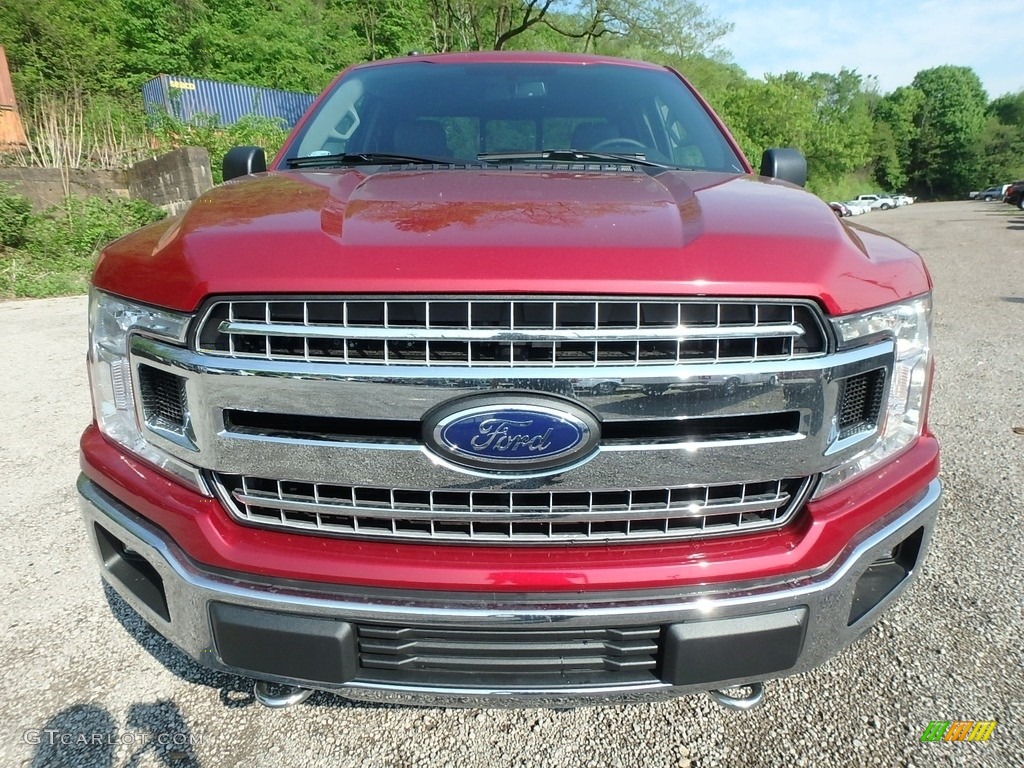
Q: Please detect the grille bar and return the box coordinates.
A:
[213,474,812,544]
[218,320,808,342]
[197,297,827,367]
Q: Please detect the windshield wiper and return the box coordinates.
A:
[286,152,446,169]
[477,150,672,169]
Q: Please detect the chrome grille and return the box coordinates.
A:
[212,474,813,544]
[196,297,827,367]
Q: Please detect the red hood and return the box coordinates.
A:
[93,168,930,314]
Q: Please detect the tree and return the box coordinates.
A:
[803,68,873,183]
[907,66,988,196]
[872,121,907,191]
[714,75,819,169]
[545,0,731,57]
[972,117,1024,185]
[872,86,923,191]
[987,91,1024,126]
[713,69,875,190]
[352,0,431,60]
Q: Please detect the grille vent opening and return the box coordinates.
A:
[837,368,885,439]
[139,365,188,433]
[355,624,662,688]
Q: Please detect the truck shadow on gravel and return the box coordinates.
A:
[30,701,201,768]
[103,583,396,712]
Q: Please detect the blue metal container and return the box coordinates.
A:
[142,75,316,128]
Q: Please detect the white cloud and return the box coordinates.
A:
[714,0,1023,96]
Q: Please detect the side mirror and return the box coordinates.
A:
[222,146,267,182]
[760,148,807,188]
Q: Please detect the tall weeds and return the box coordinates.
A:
[1,91,151,170]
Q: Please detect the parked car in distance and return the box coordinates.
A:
[854,194,895,210]
[890,194,914,206]
[842,200,871,215]
[1005,181,1024,210]
[829,201,851,217]
[977,184,1009,201]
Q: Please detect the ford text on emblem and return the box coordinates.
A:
[423,393,601,474]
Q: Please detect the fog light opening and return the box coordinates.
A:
[94,524,170,622]
[848,527,924,626]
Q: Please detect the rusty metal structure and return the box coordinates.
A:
[0,46,29,149]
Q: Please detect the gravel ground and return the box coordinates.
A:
[0,200,1021,767]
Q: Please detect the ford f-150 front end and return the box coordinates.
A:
[78,52,939,709]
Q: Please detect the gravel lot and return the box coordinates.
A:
[1,200,1022,768]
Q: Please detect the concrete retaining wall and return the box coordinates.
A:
[0,167,129,210]
[127,147,213,215]
[0,147,213,214]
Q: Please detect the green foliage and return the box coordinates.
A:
[0,192,165,298]
[3,0,1022,198]
[355,0,432,59]
[1,0,360,103]
[908,66,989,196]
[715,76,820,170]
[988,92,1024,126]
[972,117,1024,186]
[0,184,33,249]
[871,121,907,191]
[808,171,875,203]
[150,113,290,183]
[872,86,923,190]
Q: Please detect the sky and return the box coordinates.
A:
[712,1,1023,98]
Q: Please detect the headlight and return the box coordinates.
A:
[87,289,208,494]
[815,294,932,497]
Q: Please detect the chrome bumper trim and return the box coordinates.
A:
[78,475,940,707]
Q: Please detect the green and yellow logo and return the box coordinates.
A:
[920,720,997,742]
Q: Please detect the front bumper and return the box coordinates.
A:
[79,474,940,707]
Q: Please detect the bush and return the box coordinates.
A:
[0,192,165,298]
[151,112,290,183]
[0,184,33,249]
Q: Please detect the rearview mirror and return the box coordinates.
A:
[223,146,267,182]
[760,148,807,188]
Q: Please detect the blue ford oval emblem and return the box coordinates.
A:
[424,394,600,474]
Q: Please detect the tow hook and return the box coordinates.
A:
[707,682,765,711]
[253,681,314,708]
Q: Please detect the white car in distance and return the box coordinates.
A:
[854,194,896,210]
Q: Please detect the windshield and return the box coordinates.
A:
[283,61,746,173]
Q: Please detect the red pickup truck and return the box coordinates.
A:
[79,52,940,710]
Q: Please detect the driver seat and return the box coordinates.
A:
[392,120,450,158]
[570,122,619,150]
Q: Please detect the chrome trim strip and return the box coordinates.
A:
[218,319,809,343]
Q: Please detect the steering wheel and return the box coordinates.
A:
[589,137,649,153]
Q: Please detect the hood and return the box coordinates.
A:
[94,167,931,314]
